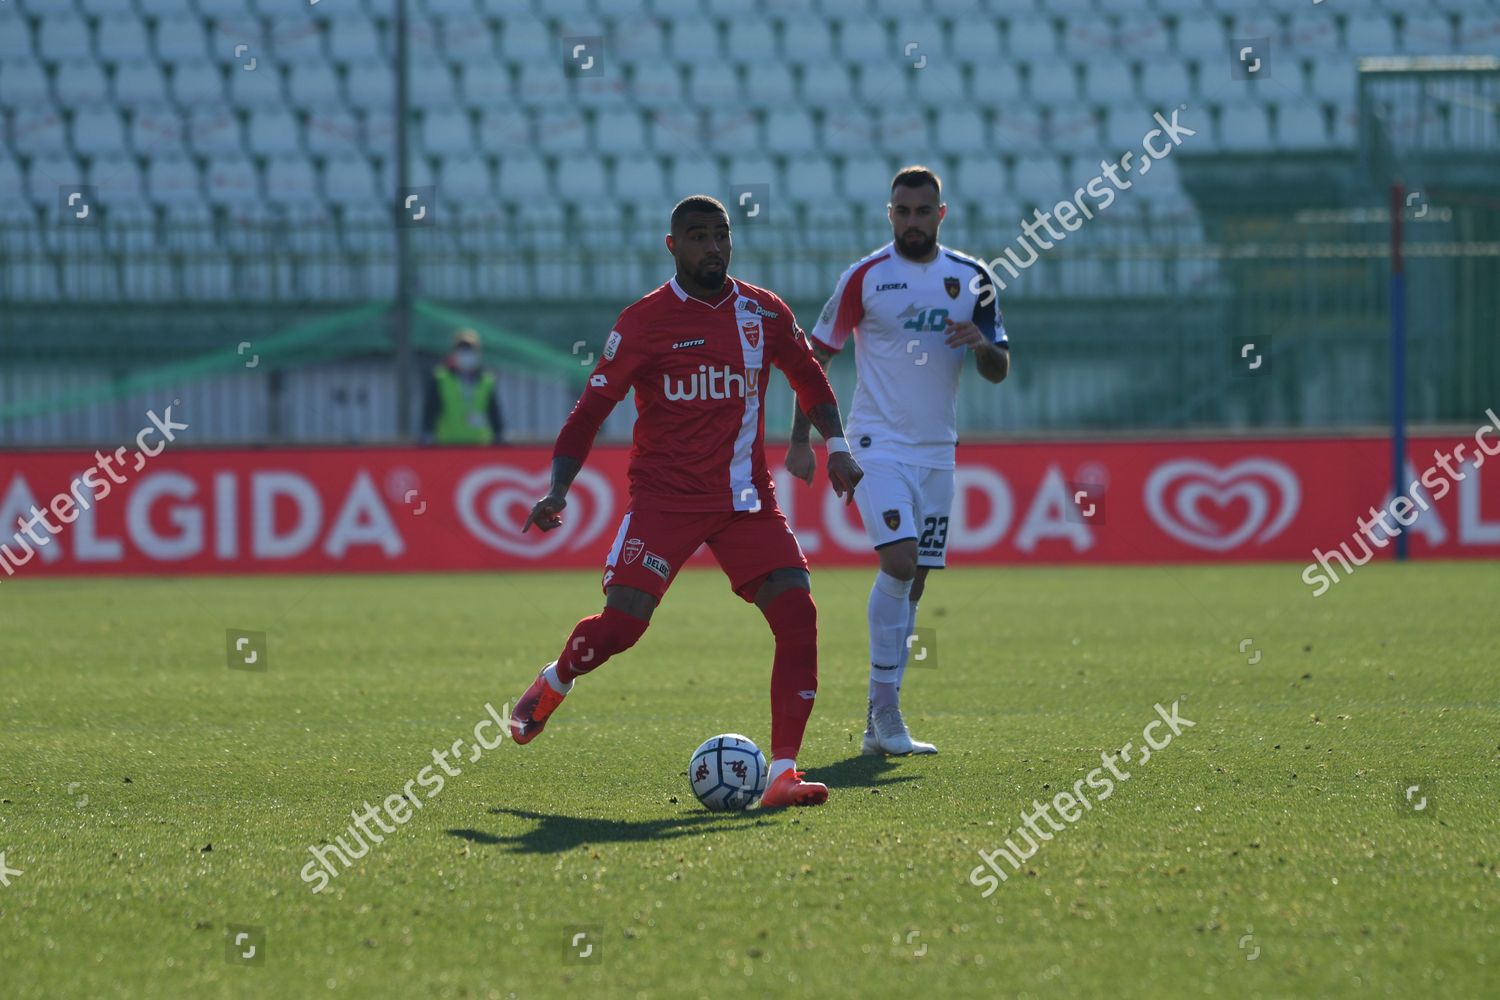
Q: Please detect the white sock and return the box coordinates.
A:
[769,758,796,783]
[868,570,912,688]
[542,662,572,695]
[894,600,920,691]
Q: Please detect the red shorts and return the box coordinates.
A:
[600,504,808,603]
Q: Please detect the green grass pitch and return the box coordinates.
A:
[1,563,1496,998]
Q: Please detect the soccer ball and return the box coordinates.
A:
[687,734,768,811]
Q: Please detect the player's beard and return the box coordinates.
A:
[896,228,936,259]
[696,260,727,290]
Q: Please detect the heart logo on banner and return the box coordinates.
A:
[455,466,614,559]
[1143,458,1301,552]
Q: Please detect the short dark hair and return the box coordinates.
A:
[670,195,729,231]
[891,165,942,199]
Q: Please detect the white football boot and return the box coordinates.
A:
[862,703,937,755]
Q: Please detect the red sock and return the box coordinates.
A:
[555,606,649,684]
[762,588,819,761]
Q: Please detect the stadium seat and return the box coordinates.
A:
[410,58,458,107]
[461,62,512,107]
[670,20,721,61]
[186,108,243,156]
[169,60,226,106]
[494,152,548,196]
[515,63,569,106]
[437,13,495,60]
[705,109,761,154]
[1217,103,1273,151]
[726,19,777,61]
[536,108,590,154]
[128,105,185,158]
[1401,14,1455,53]
[247,107,302,156]
[1139,58,1192,106]
[155,19,211,62]
[685,63,743,108]
[1029,60,1082,104]
[628,61,683,105]
[146,154,202,204]
[1007,17,1060,58]
[783,154,838,203]
[611,17,667,63]
[1012,154,1066,200]
[204,156,261,205]
[113,61,170,104]
[800,63,854,107]
[287,63,341,110]
[840,154,894,202]
[55,59,109,105]
[96,14,153,63]
[949,21,1003,63]
[1114,15,1173,57]
[779,16,833,63]
[12,109,69,156]
[0,8,32,61]
[1457,15,1500,55]
[554,157,608,206]
[73,108,128,157]
[874,109,930,156]
[329,14,386,63]
[993,108,1045,151]
[38,14,93,61]
[438,153,494,203]
[1174,14,1227,56]
[1345,13,1398,53]
[229,61,286,106]
[1282,13,1340,54]
[612,155,668,209]
[820,108,874,154]
[765,109,817,155]
[743,62,796,106]
[88,153,146,202]
[1061,15,1116,56]
[79,0,138,14]
[912,63,964,105]
[1276,103,1329,149]
[305,109,363,157]
[1052,109,1103,151]
[476,108,531,153]
[665,156,724,203]
[970,62,1024,103]
[1308,61,1358,103]
[0,59,50,108]
[954,155,1007,204]
[322,155,378,206]
[590,107,645,156]
[344,62,393,109]
[1083,59,1136,104]
[837,18,889,62]
[935,108,988,154]
[422,107,475,156]
[270,17,327,63]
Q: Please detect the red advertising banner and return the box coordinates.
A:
[2,430,1498,579]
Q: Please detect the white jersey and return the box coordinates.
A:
[809,242,1007,469]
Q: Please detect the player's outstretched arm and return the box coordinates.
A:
[786,342,837,485]
[804,401,863,505]
[522,456,581,533]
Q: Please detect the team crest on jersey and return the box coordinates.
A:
[623,538,643,564]
[883,508,901,530]
[944,276,961,299]
[740,319,761,350]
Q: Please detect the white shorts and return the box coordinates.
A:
[852,457,955,568]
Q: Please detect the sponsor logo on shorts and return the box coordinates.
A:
[602,569,615,587]
[944,276,961,299]
[643,552,670,579]
[883,508,901,530]
[672,338,705,350]
[622,538,643,564]
[797,690,816,700]
[603,329,621,360]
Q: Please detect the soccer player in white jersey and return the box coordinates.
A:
[785,166,1010,755]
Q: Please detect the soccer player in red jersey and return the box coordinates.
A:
[511,196,863,808]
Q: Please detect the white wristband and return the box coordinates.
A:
[825,436,850,455]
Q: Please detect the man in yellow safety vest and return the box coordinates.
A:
[421,329,505,445]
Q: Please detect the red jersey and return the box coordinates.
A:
[555,276,837,512]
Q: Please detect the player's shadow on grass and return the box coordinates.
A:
[813,753,921,791]
[450,807,768,855]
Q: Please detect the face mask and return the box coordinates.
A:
[454,348,479,373]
